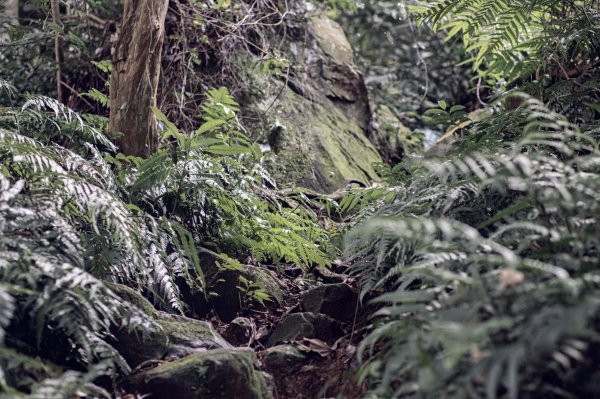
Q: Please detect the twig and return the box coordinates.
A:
[61,13,107,28]
[409,18,429,105]
[261,64,290,117]
[476,76,487,106]
[60,81,96,110]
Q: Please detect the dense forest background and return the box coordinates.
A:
[1,0,599,398]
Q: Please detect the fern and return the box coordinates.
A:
[28,366,112,399]
[20,95,116,150]
[131,88,332,273]
[0,84,334,395]
[411,0,598,79]
[349,96,600,398]
[0,171,158,394]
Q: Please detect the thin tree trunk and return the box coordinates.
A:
[49,0,64,104]
[109,0,169,157]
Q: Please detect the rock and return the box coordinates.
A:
[267,312,342,347]
[108,283,230,367]
[300,283,359,323]
[224,317,254,346]
[262,345,306,373]
[127,349,273,399]
[369,105,420,164]
[211,267,284,322]
[236,8,383,193]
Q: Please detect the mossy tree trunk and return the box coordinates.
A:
[109,0,169,157]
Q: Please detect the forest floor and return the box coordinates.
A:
[218,265,366,399]
[117,262,368,399]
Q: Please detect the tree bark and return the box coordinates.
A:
[109,0,169,157]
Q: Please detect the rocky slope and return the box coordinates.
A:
[115,269,365,399]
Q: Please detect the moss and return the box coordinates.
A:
[106,282,159,318]
[127,349,272,399]
[107,283,229,367]
[262,89,380,192]
[372,105,421,163]
[232,12,383,193]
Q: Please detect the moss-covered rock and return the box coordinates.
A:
[236,10,383,193]
[108,283,230,367]
[266,312,343,347]
[224,317,254,346]
[261,344,306,373]
[300,283,359,323]
[370,105,421,164]
[127,349,273,399]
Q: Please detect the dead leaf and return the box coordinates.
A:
[499,268,525,290]
[296,337,333,357]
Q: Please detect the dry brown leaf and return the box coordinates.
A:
[296,337,333,357]
[499,268,525,290]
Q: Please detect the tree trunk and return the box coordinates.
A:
[109,0,169,157]
[49,0,65,104]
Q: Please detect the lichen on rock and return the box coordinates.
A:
[108,283,230,367]
[126,349,273,399]
[236,8,384,193]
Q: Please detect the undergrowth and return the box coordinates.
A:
[345,1,600,396]
[347,96,600,398]
[0,85,331,396]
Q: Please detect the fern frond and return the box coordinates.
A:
[348,92,600,397]
[20,95,116,150]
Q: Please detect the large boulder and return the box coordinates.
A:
[237,10,383,193]
[108,283,230,367]
[127,349,273,399]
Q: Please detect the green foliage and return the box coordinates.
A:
[0,169,157,395]
[0,93,114,151]
[131,88,331,271]
[347,97,600,398]
[338,0,473,127]
[0,0,121,113]
[412,0,599,79]
[0,86,331,395]
[238,275,272,309]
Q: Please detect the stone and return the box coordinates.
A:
[262,345,306,373]
[267,312,342,347]
[108,283,230,367]
[211,267,284,322]
[235,8,384,193]
[127,349,273,399]
[300,283,359,323]
[224,317,254,346]
[369,105,420,164]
